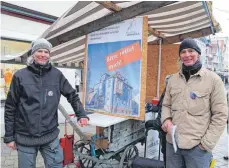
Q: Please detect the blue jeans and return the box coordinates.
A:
[17,138,63,168]
[166,142,212,168]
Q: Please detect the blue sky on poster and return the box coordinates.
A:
[87,40,141,94]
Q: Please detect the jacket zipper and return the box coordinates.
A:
[39,68,42,135]
[44,89,47,109]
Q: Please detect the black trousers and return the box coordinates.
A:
[160,132,167,166]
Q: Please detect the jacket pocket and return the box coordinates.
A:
[189,91,209,115]
[170,88,182,110]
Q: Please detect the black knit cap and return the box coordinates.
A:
[179,38,201,55]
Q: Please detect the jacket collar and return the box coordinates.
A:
[179,67,206,77]
[28,62,52,75]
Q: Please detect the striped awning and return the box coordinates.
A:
[20,1,220,67]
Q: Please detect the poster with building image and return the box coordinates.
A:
[84,17,148,120]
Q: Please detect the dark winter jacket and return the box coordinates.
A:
[4,62,88,144]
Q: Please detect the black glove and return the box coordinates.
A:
[145,119,162,131]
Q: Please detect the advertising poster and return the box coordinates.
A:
[84,17,148,120]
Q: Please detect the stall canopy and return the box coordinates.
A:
[2,1,220,68]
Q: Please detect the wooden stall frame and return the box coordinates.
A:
[139,16,148,120]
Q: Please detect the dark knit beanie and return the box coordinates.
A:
[31,38,52,55]
[179,38,201,55]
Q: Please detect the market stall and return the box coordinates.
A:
[1,1,220,168]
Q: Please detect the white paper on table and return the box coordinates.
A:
[170,125,178,153]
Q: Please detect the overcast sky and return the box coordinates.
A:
[212,0,229,37]
[7,1,76,17]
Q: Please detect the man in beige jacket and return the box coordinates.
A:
[161,38,228,168]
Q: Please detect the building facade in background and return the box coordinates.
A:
[195,37,208,68]
[194,36,228,73]
[1,1,57,59]
[209,36,228,72]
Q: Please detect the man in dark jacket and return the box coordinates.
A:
[4,38,89,168]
